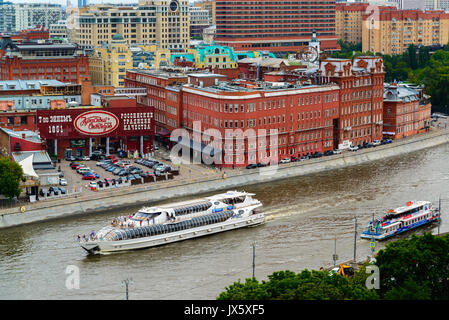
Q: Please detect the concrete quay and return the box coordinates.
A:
[1,128,449,229]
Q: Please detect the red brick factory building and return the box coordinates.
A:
[36,101,154,159]
[125,55,390,167]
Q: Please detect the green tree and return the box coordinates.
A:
[418,46,430,68]
[217,269,378,300]
[375,233,449,299]
[0,157,24,199]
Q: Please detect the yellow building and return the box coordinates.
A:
[89,34,133,87]
[131,44,171,69]
[69,1,190,52]
[362,8,449,55]
[194,0,216,25]
[336,3,372,44]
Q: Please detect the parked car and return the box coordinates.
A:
[349,145,359,152]
[88,181,98,189]
[280,158,291,163]
[59,178,67,186]
[82,174,96,180]
[311,152,323,158]
[58,187,66,194]
[381,138,392,145]
[84,171,100,179]
[257,162,267,167]
[70,162,80,169]
[65,156,76,161]
[333,149,342,155]
[118,150,127,158]
[49,186,59,195]
[372,140,381,146]
[324,150,334,156]
[290,156,299,162]
[246,163,257,169]
[39,188,49,197]
[82,156,90,161]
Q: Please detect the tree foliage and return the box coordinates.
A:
[217,233,449,300]
[217,269,378,300]
[0,157,24,199]
[375,232,449,299]
[333,41,449,112]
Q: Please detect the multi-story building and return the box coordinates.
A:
[194,0,216,25]
[362,7,449,55]
[336,3,397,45]
[315,56,386,149]
[383,83,431,139]
[49,20,69,41]
[0,79,82,112]
[0,38,89,84]
[125,68,190,138]
[69,1,190,52]
[214,0,339,54]
[0,2,17,33]
[203,25,216,44]
[0,3,63,32]
[125,55,390,167]
[89,34,133,88]
[189,6,212,38]
[181,80,341,165]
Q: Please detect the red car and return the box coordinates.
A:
[70,163,80,169]
[82,174,96,180]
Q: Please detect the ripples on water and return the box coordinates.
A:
[0,144,448,299]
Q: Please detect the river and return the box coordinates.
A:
[1,143,448,300]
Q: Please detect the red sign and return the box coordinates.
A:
[36,107,154,139]
[74,110,119,135]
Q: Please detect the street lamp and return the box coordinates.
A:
[121,278,134,300]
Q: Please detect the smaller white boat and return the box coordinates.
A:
[361,200,440,240]
[79,191,265,254]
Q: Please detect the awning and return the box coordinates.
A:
[18,154,39,178]
[156,127,171,137]
[169,136,221,157]
[382,131,395,135]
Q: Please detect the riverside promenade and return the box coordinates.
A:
[1,126,449,229]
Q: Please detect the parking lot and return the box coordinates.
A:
[55,154,182,195]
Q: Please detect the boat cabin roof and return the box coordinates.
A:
[137,191,252,213]
[387,201,430,215]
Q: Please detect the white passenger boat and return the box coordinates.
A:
[360,200,440,240]
[79,191,265,254]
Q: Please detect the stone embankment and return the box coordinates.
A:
[1,128,448,229]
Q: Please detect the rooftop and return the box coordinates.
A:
[0,80,78,91]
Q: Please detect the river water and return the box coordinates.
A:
[1,143,449,300]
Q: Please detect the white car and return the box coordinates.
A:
[88,181,98,189]
[59,178,67,186]
[349,145,359,152]
[372,140,381,146]
[82,156,90,161]
[333,149,342,154]
[280,158,291,163]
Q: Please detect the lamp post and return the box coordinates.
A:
[121,278,133,300]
